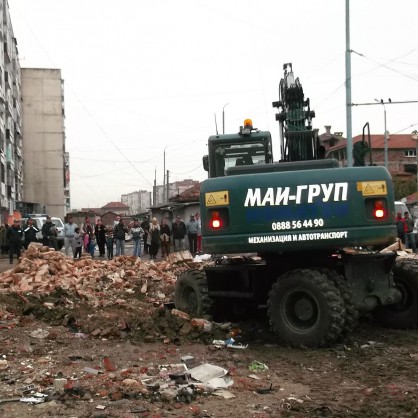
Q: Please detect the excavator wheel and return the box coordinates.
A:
[268,269,345,348]
[319,268,358,336]
[174,269,212,318]
[373,257,418,329]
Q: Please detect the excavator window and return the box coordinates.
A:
[214,143,265,175]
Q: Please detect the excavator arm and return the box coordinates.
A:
[273,63,321,162]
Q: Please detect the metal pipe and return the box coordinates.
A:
[222,103,229,134]
[383,106,388,170]
[374,99,388,170]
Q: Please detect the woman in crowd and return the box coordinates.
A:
[160,218,171,258]
[95,219,106,257]
[148,217,160,260]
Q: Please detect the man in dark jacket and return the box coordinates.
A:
[41,216,54,247]
[7,219,23,264]
[172,215,186,251]
[95,219,106,257]
[113,218,128,256]
[23,218,40,249]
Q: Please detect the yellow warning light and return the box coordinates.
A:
[244,119,253,129]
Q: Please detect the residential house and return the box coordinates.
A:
[150,182,201,228]
[101,201,129,216]
[324,132,417,179]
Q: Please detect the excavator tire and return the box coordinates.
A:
[174,269,212,318]
[319,268,358,336]
[268,269,345,348]
[373,257,418,329]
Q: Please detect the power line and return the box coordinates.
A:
[351,49,418,83]
[351,100,418,106]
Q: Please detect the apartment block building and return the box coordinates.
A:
[121,190,152,215]
[20,68,68,218]
[0,2,23,220]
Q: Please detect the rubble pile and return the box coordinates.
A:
[0,243,197,307]
[0,243,227,343]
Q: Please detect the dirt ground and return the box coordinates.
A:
[1,254,418,418]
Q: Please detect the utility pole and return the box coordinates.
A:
[153,169,156,207]
[166,170,170,204]
[345,0,353,167]
[412,130,418,192]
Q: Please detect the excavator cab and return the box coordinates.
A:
[203,119,273,178]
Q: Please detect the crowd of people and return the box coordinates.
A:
[396,211,417,252]
[0,212,204,263]
[2,207,418,263]
[62,212,203,260]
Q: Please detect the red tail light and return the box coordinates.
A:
[373,200,386,219]
[210,211,222,229]
[207,208,229,230]
[365,198,388,221]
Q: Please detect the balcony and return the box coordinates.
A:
[6,129,13,144]
[4,71,11,88]
[7,185,13,199]
[3,41,10,63]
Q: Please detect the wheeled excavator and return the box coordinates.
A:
[174,63,418,347]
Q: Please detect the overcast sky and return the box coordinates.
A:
[9,0,418,209]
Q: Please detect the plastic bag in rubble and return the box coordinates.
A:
[248,361,269,372]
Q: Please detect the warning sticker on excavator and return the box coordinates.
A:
[205,191,229,207]
[356,181,387,196]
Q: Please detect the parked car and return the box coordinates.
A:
[21,215,65,249]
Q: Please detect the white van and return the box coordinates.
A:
[21,215,65,249]
[395,201,410,217]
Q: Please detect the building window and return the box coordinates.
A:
[405,150,417,157]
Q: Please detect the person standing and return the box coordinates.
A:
[160,219,171,257]
[130,219,144,257]
[186,213,199,256]
[63,215,77,256]
[48,224,59,250]
[141,216,150,255]
[41,216,54,247]
[148,217,160,260]
[0,222,9,254]
[7,219,23,264]
[105,225,114,259]
[23,218,40,249]
[396,212,406,245]
[88,233,96,257]
[82,217,94,253]
[195,212,202,254]
[404,212,416,252]
[95,219,106,257]
[172,215,186,251]
[114,218,128,256]
[74,227,83,259]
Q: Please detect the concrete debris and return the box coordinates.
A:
[0,244,199,307]
[189,363,228,383]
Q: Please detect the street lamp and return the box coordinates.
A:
[374,99,389,170]
[412,130,418,192]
